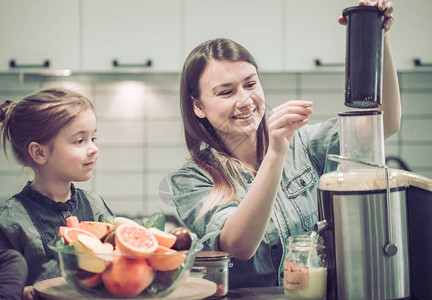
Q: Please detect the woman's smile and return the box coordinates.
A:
[232,106,257,120]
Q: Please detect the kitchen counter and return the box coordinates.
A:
[223,286,285,299]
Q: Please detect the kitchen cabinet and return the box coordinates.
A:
[389,0,432,71]
[183,0,284,72]
[284,0,347,71]
[81,0,182,72]
[0,0,80,72]
[283,0,432,72]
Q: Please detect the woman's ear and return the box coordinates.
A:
[28,142,48,165]
[192,98,206,119]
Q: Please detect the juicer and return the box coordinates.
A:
[316,5,432,300]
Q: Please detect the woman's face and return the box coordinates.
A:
[194,59,265,141]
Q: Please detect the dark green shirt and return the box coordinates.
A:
[0,182,114,285]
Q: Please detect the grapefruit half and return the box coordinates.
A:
[115,223,158,256]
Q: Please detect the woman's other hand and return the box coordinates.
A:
[267,100,313,155]
[338,0,394,31]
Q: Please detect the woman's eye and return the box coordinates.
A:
[245,81,256,89]
[218,90,233,96]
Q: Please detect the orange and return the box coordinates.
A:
[102,255,154,297]
[66,216,80,228]
[115,223,158,256]
[147,245,186,271]
[75,268,102,288]
[148,227,177,248]
[58,227,98,245]
[79,221,114,241]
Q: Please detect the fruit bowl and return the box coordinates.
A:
[49,219,203,299]
[49,238,202,298]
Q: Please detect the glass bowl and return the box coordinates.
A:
[48,238,203,298]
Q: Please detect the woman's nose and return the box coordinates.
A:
[236,90,254,109]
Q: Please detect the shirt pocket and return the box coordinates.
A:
[282,166,318,231]
[283,166,316,198]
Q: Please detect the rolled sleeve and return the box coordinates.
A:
[206,205,237,250]
[170,162,239,250]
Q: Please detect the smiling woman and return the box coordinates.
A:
[0,87,114,300]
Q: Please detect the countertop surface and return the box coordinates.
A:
[223,286,285,299]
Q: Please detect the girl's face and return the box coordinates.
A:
[194,59,265,141]
[44,108,98,183]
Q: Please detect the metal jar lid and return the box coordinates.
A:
[194,251,230,262]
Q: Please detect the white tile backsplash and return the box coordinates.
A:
[97,146,144,170]
[96,172,144,196]
[401,93,432,116]
[98,120,145,144]
[147,120,183,144]
[147,146,189,170]
[401,119,432,141]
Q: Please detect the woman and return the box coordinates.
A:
[170,0,399,288]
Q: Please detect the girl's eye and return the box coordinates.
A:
[92,137,97,143]
[76,139,84,144]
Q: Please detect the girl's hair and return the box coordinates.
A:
[0,87,94,167]
[180,38,269,217]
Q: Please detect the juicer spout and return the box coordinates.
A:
[313,220,328,234]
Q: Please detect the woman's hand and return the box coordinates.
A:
[267,100,313,155]
[338,0,394,31]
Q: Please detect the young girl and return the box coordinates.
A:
[0,88,114,299]
[170,0,400,289]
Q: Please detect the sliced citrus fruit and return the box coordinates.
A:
[147,245,186,271]
[66,216,80,228]
[115,223,158,256]
[102,255,154,297]
[148,227,177,248]
[73,234,114,273]
[79,221,113,241]
[113,216,140,229]
[58,227,98,245]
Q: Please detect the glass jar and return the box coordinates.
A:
[283,234,327,300]
[191,251,230,298]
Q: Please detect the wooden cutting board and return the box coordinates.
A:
[34,276,217,300]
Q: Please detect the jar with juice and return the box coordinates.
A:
[283,234,327,300]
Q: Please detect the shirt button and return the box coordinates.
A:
[271,244,278,250]
[299,179,306,187]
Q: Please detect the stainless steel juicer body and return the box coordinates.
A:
[318,185,410,299]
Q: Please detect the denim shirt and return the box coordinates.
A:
[171,118,339,288]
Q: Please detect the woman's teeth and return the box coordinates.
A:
[233,111,254,119]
